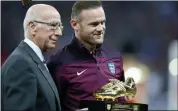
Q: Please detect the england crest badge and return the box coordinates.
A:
[107,62,116,74]
[106,104,112,110]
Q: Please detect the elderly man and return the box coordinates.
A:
[1,4,63,111]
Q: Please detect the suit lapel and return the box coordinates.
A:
[18,41,61,108]
[37,63,60,106]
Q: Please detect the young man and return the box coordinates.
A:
[2,4,63,111]
[47,1,127,111]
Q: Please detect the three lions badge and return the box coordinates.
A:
[107,62,116,74]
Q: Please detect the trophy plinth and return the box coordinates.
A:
[80,100,148,111]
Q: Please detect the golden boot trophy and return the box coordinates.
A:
[93,77,137,101]
[80,77,148,111]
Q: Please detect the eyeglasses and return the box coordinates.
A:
[34,20,64,31]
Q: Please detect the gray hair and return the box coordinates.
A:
[23,6,38,38]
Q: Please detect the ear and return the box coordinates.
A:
[70,19,79,31]
[29,21,37,36]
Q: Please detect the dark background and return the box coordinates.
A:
[1,1,178,110]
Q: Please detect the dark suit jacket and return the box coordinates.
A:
[1,41,61,111]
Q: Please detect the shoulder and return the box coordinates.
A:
[1,51,35,79]
[46,44,72,72]
[47,45,68,64]
[47,41,77,64]
[2,48,33,70]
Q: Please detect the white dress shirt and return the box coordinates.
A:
[24,38,48,71]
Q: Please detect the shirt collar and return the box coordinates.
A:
[24,38,44,62]
[70,35,102,55]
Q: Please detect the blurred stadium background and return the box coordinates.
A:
[1,1,178,110]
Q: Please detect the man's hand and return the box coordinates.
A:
[124,77,137,101]
[125,95,134,101]
[109,78,136,101]
[109,79,126,92]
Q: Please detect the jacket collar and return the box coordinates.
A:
[18,41,42,64]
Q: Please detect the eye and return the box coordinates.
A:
[90,21,105,27]
[50,23,58,27]
[91,22,99,26]
[101,21,105,25]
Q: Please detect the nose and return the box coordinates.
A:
[96,23,105,32]
[54,28,62,37]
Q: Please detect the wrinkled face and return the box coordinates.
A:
[29,8,63,52]
[72,7,106,45]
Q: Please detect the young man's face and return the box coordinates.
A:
[77,7,106,45]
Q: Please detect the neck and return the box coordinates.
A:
[28,37,45,53]
[83,41,96,53]
[75,36,96,53]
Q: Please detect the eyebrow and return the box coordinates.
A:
[48,20,61,23]
[89,20,106,25]
[50,21,63,25]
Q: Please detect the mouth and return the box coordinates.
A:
[50,38,58,42]
[94,34,102,36]
[49,36,58,42]
[94,32,104,36]
[50,39,58,44]
[94,33,103,35]
[94,34,103,38]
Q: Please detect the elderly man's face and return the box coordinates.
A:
[33,8,63,52]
